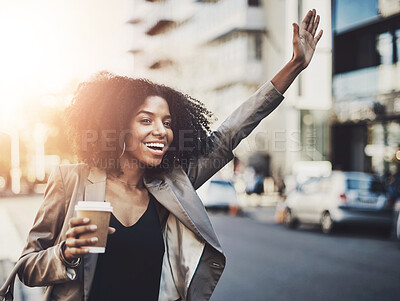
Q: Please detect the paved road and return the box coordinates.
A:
[1,197,400,301]
[209,210,400,301]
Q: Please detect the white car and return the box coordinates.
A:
[196,179,239,215]
[284,171,393,234]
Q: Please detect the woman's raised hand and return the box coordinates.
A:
[271,9,323,94]
[292,9,323,70]
[63,217,116,262]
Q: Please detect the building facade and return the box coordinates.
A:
[130,0,332,178]
[332,0,400,176]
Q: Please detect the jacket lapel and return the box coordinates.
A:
[144,167,223,254]
[83,167,107,300]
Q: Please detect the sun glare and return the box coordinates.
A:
[0,0,134,128]
[0,0,134,191]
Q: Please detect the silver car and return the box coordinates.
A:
[284,171,393,234]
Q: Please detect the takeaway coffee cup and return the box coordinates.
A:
[75,201,113,253]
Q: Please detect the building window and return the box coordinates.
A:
[376,32,393,65]
[255,34,262,60]
[333,0,379,33]
[248,33,262,61]
[334,30,378,74]
[396,29,400,63]
[333,12,400,74]
[248,0,260,7]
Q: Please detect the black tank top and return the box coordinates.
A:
[87,195,165,301]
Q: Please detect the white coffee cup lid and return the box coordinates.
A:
[75,201,113,212]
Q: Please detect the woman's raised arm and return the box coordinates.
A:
[185,9,323,189]
[271,9,323,94]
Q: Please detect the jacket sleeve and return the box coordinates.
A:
[17,165,76,286]
[185,81,284,190]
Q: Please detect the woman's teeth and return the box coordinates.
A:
[145,142,165,148]
[145,142,165,153]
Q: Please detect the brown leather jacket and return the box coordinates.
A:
[17,82,283,301]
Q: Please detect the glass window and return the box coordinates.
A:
[255,34,262,60]
[346,179,385,193]
[396,29,400,63]
[248,0,260,7]
[376,32,393,65]
[333,0,379,33]
[334,30,379,74]
[247,33,262,61]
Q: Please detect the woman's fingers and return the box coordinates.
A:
[301,10,313,31]
[64,218,114,261]
[292,23,300,52]
[108,227,116,235]
[64,217,104,260]
[311,14,320,36]
[69,217,90,228]
[66,237,98,248]
[314,29,323,45]
[306,9,315,32]
[66,224,97,238]
[292,23,299,38]
[65,247,90,259]
[65,237,96,258]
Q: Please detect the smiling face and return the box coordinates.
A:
[125,95,173,167]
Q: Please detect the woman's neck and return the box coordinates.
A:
[117,155,146,188]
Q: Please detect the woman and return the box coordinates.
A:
[17,9,322,301]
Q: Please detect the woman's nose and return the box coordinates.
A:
[152,121,167,136]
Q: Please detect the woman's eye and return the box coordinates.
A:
[164,121,171,127]
[142,119,151,124]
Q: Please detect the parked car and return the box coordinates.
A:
[196,179,240,215]
[284,171,393,234]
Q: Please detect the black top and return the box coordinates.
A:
[88,195,165,301]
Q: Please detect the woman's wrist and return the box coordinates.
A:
[288,57,305,76]
[271,59,304,95]
[59,241,81,268]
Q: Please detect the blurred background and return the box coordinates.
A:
[1,0,400,300]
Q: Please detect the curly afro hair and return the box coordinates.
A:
[64,72,214,175]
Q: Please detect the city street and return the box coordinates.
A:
[210,209,400,301]
[1,196,400,301]
[1,1,400,300]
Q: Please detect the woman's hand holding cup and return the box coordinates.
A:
[63,217,116,262]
